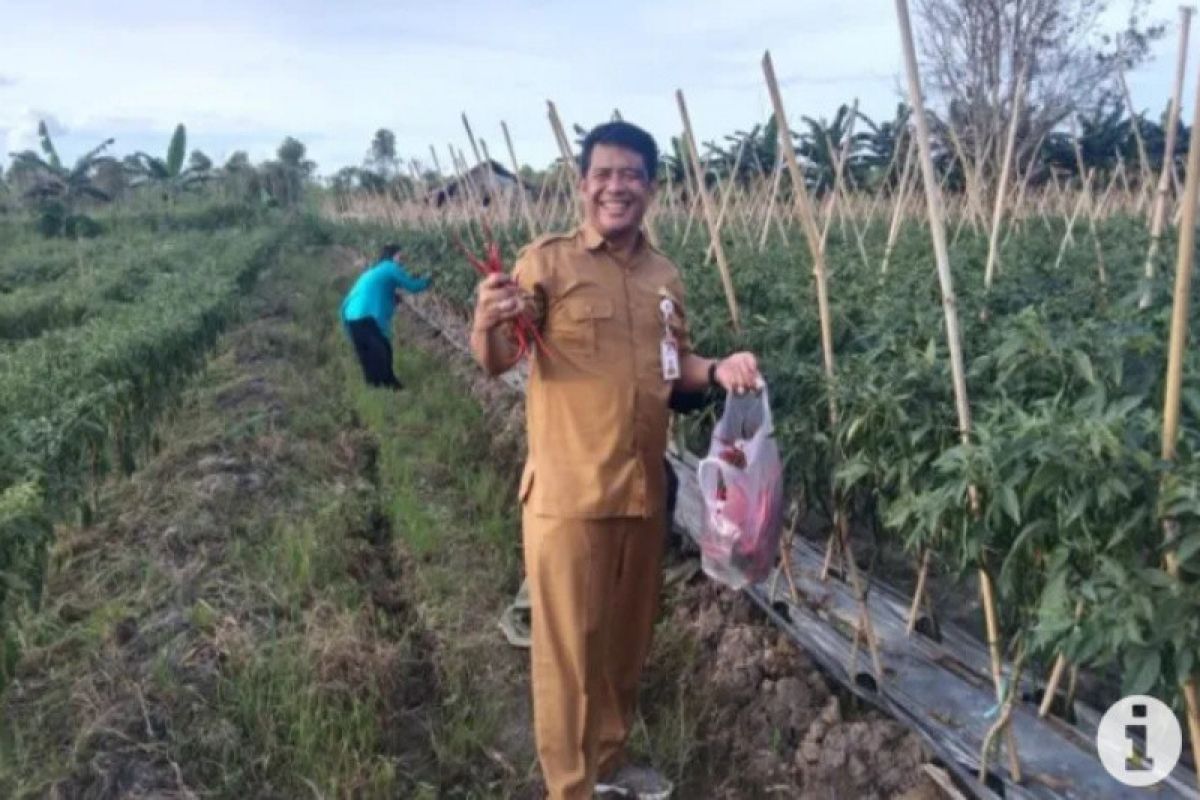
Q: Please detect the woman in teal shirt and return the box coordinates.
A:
[341,243,431,388]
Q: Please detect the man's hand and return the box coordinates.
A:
[470,273,529,376]
[473,273,525,332]
[713,352,761,394]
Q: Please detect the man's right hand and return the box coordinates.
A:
[473,273,525,332]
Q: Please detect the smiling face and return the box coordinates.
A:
[580,143,652,243]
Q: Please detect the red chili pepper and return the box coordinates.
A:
[454,222,551,361]
[719,446,747,469]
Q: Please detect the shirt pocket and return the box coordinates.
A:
[556,296,614,353]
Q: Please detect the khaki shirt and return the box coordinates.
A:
[512,224,692,519]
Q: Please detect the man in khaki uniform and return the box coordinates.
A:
[471,121,760,800]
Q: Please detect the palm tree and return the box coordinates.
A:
[128,123,210,201]
[8,121,115,237]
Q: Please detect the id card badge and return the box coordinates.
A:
[661,337,681,380]
[659,295,681,380]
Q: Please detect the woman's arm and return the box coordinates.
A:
[388,262,432,294]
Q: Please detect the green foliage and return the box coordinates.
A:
[166,123,186,177]
[8,121,115,238]
[0,207,291,683]
[327,210,1200,706]
[128,123,211,199]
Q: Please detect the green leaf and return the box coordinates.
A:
[1124,649,1161,695]
[166,123,187,178]
[1139,568,1174,589]
[1176,532,1200,566]
[37,120,62,171]
[1071,350,1096,385]
[1000,485,1021,524]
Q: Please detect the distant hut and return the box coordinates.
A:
[427,159,530,207]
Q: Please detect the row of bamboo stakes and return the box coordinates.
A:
[321,3,1200,792]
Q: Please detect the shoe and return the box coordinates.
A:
[595,764,674,799]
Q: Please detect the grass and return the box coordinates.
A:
[343,313,534,795]
[0,237,540,799]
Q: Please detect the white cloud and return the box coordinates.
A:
[2,110,68,156]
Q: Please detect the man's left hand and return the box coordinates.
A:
[714,352,761,394]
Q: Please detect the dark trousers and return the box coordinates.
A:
[347,318,401,389]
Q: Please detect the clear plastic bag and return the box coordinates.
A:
[695,382,785,590]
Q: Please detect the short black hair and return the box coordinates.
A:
[378,243,402,262]
[580,121,658,181]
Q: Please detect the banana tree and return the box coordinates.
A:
[128,123,210,201]
[8,121,115,237]
[797,104,870,196]
[858,103,913,189]
[1042,99,1138,179]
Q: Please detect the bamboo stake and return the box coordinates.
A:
[677,89,741,332]
[462,117,499,228]
[1115,59,1153,197]
[819,127,872,269]
[705,135,749,264]
[546,102,579,179]
[1142,5,1194,308]
[461,113,485,167]
[983,63,1028,291]
[882,137,918,274]
[895,0,1020,780]
[479,138,509,226]
[948,125,988,231]
[1061,128,1108,286]
[445,144,480,244]
[759,150,787,251]
[1002,130,1047,246]
[763,50,884,682]
[1053,170,1094,271]
[501,121,539,240]
[979,646,1027,784]
[546,101,582,226]
[905,548,932,634]
[820,99,860,244]
[663,167,679,234]
[863,130,909,237]
[1038,600,1085,718]
[1094,161,1121,219]
[1159,41,1200,786]
[1039,655,1070,719]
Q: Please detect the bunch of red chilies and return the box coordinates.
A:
[454,229,549,361]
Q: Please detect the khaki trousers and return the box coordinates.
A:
[522,508,666,800]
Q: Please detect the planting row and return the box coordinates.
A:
[329,213,1200,710]
[0,211,299,688]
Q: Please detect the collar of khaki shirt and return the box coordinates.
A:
[579,222,650,263]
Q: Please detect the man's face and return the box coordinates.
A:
[580,143,652,240]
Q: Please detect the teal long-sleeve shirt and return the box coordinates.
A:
[340,259,431,341]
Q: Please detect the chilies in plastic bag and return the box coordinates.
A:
[696,382,785,590]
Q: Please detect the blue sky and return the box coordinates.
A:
[0,0,1192,177]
